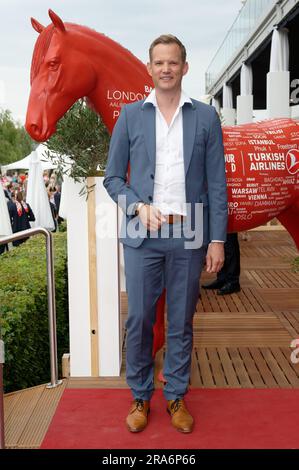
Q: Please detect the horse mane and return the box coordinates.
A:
[30,23,146,85]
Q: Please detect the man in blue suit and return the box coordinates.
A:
[104,35,227,433]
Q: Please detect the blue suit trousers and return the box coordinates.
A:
[123,221,206,401]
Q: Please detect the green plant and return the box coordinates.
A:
[45,99,110,197]
[0,233,69,392]
[293,257,299,272]
[0,109,35,165]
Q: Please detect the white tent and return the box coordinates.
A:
[0,183,12,237]
[26,151,55,231]
[1,144,58,172]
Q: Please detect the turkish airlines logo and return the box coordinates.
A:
[286,149,299,175]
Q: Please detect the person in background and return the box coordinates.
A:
[54,184,63,225]
[47,187,58,232]
[4,182,13,200]
[8,191,35,247]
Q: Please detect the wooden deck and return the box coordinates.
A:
[4,229,299,448]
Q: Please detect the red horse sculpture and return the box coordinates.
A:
[26,10,299,356]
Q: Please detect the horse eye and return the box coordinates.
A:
[49,61,59,69]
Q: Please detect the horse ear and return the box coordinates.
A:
[48,9,66,33]
[31,18,45,34]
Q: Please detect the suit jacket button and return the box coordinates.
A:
[150,174,154,179]
[148,196,153,201]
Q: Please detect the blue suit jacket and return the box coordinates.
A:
[103,97,228,248]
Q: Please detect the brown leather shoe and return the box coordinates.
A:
[126,399,150,433]
[167,399,193,433]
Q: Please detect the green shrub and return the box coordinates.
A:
[0,233,69,392]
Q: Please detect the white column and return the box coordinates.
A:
[222,83,235,125]
[267,71,290,118]
[237,63,253,124]
[221,108,236,125]
[267,27,290,118]
[237,95,253,124]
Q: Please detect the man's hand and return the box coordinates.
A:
[205,242,225,273]
[138,204,166,231]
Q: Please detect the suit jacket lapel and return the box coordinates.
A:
[183,103,197,176]
[142,104,156,170]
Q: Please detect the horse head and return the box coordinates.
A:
[25,10,97,141]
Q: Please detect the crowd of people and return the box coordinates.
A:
[0,170,62,255]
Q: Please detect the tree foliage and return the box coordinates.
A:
[45,99,110,184]
[0,109,34,165]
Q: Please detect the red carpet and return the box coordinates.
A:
[41,388,299,449]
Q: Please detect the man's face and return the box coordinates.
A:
[147,43,188,93]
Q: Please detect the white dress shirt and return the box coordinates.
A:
[144,89,191,216]
[143,89,224,243]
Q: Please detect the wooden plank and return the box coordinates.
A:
[227,348,252,387]
[4,392,22,421]
[87,176,99,377]
[238,347,266,388]
[270,347,299,387]
[282,271,299,287]
[206,348,227,387]
[222,294,237,312]
[68,377,128,388]
[217,348,240,387]
[241,288,264,312]
[248,348,278,388]
[270,270,288,288]
[257,289,299,311]
[4,386,44,445]
[197,348,215,388]
[17,382,66,448]
[190,349,203,387]
[259,348,291,388]
[250,270,267,288]
[242,257,292,270]
[275,312,298,338]
[280,347,299,377]
[205,289,221,313]
[249,288,269,312]
[237,288,256,312]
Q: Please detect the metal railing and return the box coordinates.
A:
[0,227,63,449]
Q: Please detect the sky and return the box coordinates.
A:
[0,0,244,124]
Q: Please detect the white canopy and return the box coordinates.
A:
[0,183,12,237]
[26,151,55,231]
[1,144,57,172]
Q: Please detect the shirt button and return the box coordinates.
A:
[148,196,153,202]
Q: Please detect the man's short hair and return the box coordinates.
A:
[149,34,187,63]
